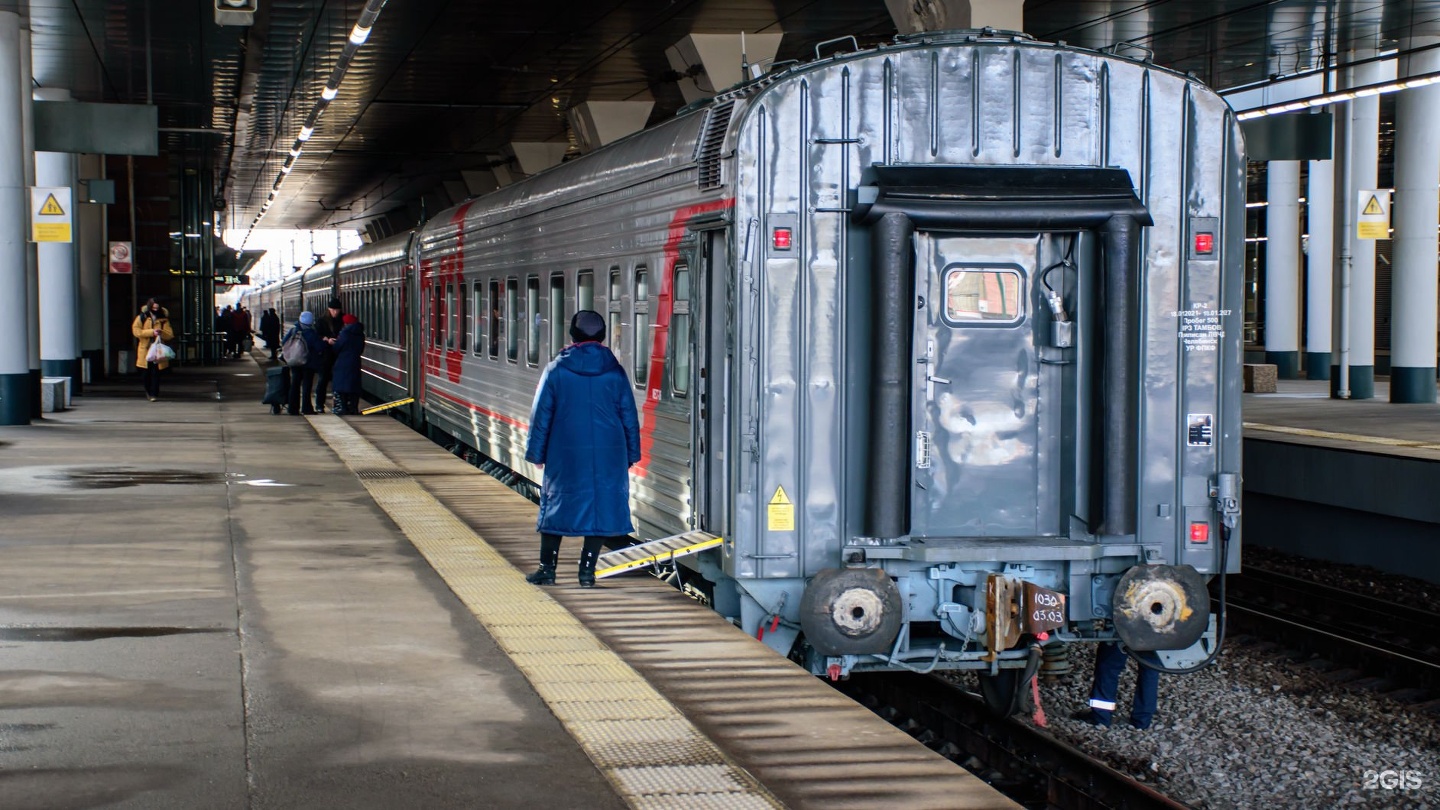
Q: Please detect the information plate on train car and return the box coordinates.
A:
[1021,581,1066,634]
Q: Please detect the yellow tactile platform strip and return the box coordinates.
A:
[1244,421,1440,451]
[307,415,782,809]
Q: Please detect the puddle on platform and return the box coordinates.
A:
[0,627,228,642]
[37,469,239,489]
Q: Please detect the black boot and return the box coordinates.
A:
[526,534,561,585]
[578,536,604,588]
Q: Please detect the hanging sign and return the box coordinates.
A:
[108,241,133,274]
[30,187,72,243]
[1356,189,1391,240]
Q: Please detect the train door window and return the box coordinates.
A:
[670,263,691,396]
[633,266,650,386]
[942,266,1024,324]
[607,267,623,350]
[577,270,595,312]
[506,277,520,362]
[526,275,541,366]
[549,273,565,358]
[472,281,483,354]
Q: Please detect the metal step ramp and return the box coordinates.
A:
[595,530,722,580]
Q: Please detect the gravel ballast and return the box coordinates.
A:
[1009,641,1439,809]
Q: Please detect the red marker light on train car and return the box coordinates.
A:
[772,227,793,250]
[1194,232,1214,254]
[1189,522,1210,543]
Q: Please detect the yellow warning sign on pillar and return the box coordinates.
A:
[30,186,72,243]
[766,486,795,531]
[1356,189,1391,240]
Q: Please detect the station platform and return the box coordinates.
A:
[1241,379,1440,584]
[0,357,1015,809]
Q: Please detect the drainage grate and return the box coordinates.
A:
[354,469,411,480]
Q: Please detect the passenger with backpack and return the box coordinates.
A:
[279,311,325,415]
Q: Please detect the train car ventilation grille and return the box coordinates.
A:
[697,102,734,190]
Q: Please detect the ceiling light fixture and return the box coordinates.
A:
[1237,68,1440,120]
[243,0,389,242]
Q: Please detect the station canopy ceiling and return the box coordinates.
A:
[16,0,1440,237]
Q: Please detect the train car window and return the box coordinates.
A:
[633,267,650,386]
[549,274,565,358]
[942,266,1024,324]
[489,279,502,359]
[472,281,483,355]
[432,284,443,348]
[445,283,457,350]
[577,270,594,312]
[670,263,691,397]
[526,275,541,366]
[458,281,469,353]
[506,277,519,363]
[607,268,623,353]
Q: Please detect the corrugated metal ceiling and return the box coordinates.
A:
[10,0,1440,237]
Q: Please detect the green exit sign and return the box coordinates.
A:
[215,274,250,285]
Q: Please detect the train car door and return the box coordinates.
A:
[692,229,729,536]
[910,233,1055,538]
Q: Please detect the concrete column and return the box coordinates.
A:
[34,87,79,387]
[1347,57,1382,398]
[78,154,103,390]
[1305,158,1333,378]
[0,12,29,423]
[19,24,37,415]
[1264,161,1302,377]
[1390,35,1440,403]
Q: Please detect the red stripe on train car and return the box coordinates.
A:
[421,203,474,390]
[634,197,734,479]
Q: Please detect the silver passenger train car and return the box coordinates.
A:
[245,30,1243,704]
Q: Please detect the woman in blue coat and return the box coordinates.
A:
[523,310,641,587]
[327,314,366,415]
[281,311,327,415]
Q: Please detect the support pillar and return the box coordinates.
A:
[1305,158,1333,378]
[78,154,103,392]
[0,12,29,423]
[34,88,80,388]
[1264,161,1301,377]
[19,23,37,415]
[1390,36,1440,402]
[1338,57,1381,398]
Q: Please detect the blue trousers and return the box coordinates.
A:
[1088,642,1159,728]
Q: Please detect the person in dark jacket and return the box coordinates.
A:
[313,298,343,412]
[281,310,326,415]
[523,310,641,587]
[259,308,281,361]
[326,313,365,415]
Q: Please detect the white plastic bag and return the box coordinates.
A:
[146,340,175,363]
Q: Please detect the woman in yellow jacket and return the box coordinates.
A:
[132,298,174,401]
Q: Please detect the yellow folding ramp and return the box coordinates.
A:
[595,530,722,580]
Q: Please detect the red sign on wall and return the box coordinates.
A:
[108,241,133,274]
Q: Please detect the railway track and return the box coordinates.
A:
[1224,566,1440,698]
[839,672,1189,810]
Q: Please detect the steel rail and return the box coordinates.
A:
[841,672,1191,810]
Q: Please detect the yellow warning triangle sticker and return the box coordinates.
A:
[38,194,65,216]
[1363,195,1384,216]
[769,486,791,505]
